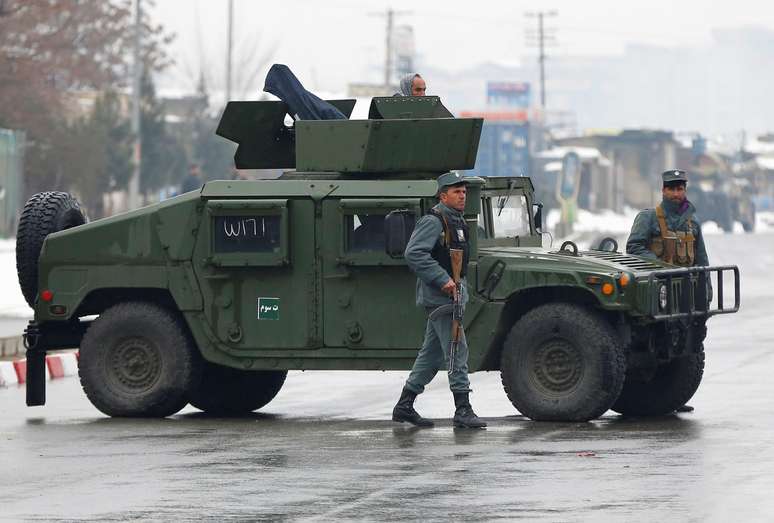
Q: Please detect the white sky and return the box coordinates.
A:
[149,0,774,96]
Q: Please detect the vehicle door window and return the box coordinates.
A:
[346,212,386,252]
[206,198,289,267]
[492,193,530,238]
[214,215,281,253]
[335,198,421,266]
[478,197,491,239]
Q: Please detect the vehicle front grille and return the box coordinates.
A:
[582,250,663,271]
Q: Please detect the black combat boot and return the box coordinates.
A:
[453,392,487,428]
[392,387,434,427]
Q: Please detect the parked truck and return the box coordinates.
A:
[18,96,739,421]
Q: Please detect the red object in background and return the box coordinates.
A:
[12,360,27,384]
[46,356,64,379]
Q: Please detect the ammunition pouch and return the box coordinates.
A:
[652,206,696,267]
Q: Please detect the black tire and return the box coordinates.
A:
[611,345,705,416]
[16,192,87,307]
[79,302,202,417]
[189,362,287,416]
[500,303,626,422]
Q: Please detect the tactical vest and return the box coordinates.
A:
[428,206,470,279]
[649,205,696,266]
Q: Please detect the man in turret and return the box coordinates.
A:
[626,169,709,413]
[396,73,427,97]
[391,172,487,429]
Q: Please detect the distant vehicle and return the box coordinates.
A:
[691,185,755,233]
[17,96,739,421]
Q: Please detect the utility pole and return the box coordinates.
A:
[371,8,410,88]
[384,8,393,86]
[226,0,233,101]
[525,11,557,111]
[128,0,142,210]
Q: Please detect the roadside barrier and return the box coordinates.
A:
[0,335,25,359]
[0,352,79,387]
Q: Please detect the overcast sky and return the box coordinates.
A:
[148,0,774,114]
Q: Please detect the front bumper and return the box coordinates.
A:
[644,265,740,321]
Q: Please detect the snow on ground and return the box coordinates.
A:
[547,208,774,248]
[0,239,32,319]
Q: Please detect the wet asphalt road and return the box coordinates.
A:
[1,233,773,522]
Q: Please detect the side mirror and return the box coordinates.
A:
[384,209,417,258]
[533,202,544,233]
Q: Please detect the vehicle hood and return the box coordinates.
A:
[478,246,669,275]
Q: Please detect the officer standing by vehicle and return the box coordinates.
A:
[626,169,709,413]
[392,172,487,429]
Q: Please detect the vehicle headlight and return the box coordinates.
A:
[658,284,668,310]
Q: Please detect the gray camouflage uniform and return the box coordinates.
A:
[403,202,471,394]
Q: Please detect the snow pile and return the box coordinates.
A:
[547,208,774,243]
[0,239,32,318]
[546,207,640,236]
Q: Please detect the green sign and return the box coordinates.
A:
[257,297,280,320]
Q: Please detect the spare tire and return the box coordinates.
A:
[16,192,87,307]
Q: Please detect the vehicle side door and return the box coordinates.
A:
[193,198,319,350]
[320,198,426,350]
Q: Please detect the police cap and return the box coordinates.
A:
[437,171,468,193]
[662,169,688,185]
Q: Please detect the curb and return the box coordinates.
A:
[0,351,79,388]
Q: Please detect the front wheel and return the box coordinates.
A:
[500,303,626,421]
[79,302,202,417]
[189,362,287,416]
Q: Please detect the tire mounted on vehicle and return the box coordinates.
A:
[16,191,87,307]
[189,362,287,416]
[79,302,202,417]
[500,302,626,422]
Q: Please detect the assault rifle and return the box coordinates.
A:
[448,248,464,375]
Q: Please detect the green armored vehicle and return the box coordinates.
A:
[18,96,739,421]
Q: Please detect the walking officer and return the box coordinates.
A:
[392,171,487,429]
[626,169,709,413]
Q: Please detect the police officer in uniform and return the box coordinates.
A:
[392,172,487,429]
[626,169,709,413]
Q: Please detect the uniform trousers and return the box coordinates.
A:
[405,307,471,394]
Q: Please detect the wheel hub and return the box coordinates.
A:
[531,339,583,394]
[108,338,161,392]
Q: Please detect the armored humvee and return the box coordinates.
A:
[18,96,739,421]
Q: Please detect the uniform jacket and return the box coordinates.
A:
[405,203,470,308]
[626,198,710,266]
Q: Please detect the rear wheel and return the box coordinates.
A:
[500,303,625,421]
[189,362,287,415]
[79,302,201,417]
[16,192,87,307]
[611,346,705,416]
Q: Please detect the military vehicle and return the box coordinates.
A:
[18,96,740,421]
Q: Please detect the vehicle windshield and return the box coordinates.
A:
[492,194,530,238]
